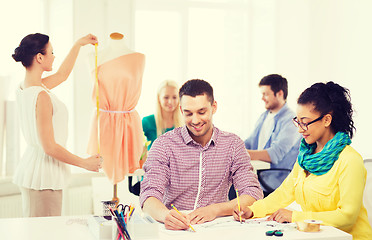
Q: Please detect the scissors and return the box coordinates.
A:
[116,204,131,222]
[117,204,130,216]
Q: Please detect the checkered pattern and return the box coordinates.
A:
[139,126,263,210]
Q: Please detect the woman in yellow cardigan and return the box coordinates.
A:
[234,82,372,240]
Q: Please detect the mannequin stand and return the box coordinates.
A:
[113,184,119,205]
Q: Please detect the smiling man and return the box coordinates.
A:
[238,74,302,197]
[140,79,263,230]
[244,74,301,168]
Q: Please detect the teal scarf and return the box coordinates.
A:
[298,132,351,175]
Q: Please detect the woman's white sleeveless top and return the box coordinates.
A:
[13,86,70,190]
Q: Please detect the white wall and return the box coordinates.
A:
[307,0,372,158]
[276,0,372,158]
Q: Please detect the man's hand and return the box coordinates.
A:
[267,208,292,223]
[164,209,191,230]
[188,205,219,225]
[233,204,253,222]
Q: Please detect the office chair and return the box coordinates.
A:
[228,168,291,200]
[128,176,141,196]
[363,159,372,227]
[257,168,291,197]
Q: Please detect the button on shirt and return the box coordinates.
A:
[139,126,263,211]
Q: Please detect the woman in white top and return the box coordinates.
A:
[12,33,102,217]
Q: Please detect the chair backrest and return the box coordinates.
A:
[257,168,291,197]
[363,159,372,227]
[128,176,141,196]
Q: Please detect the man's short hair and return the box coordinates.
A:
[179,79,214,104]
[259,74,288,100]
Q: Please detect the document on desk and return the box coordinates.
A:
[159,217,238,235]
[159,216,296,235]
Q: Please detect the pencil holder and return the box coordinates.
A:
[127,213,159,239]
[112,216,131,240]
[102,200,116,220]
[112,212,158,240]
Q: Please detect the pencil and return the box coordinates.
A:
[108,207,127,240]
[128,205,134,218]
[170,204,196,232]
[236,188,242,224]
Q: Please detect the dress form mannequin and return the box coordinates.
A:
[88,32,145,204]
[97,32,134,66]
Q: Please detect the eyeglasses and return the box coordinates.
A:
[292,115,324,131]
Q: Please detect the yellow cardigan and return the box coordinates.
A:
[250,145,372,240]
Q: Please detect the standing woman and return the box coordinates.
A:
[142,80,183,151]
[234,82,372,240]
[12,33,102,217]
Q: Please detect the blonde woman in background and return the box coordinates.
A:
[142,80,183,150]
[129,80,183,195]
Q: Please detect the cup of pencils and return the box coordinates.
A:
[112,215,132,240]
[110,204,135,240]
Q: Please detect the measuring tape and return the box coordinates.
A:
[95,43,100,153]
[296,219,322,232]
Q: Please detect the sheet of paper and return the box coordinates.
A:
[159,215,297,235]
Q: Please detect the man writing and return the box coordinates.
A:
[140,79,263,230]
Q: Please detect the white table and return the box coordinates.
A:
[0,216,352,240]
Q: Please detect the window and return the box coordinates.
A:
[134,0,258,137]
[0,0,45,176]
[0,0,74,176]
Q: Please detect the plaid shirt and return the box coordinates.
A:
[139,126,263,210]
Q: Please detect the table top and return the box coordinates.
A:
[0,215,352,240]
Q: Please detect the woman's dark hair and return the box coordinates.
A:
[297,81,355,138]
[12,33,49,67]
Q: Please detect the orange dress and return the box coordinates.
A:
[88,52,145,184]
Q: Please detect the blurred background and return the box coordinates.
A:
[1,0,372,217]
